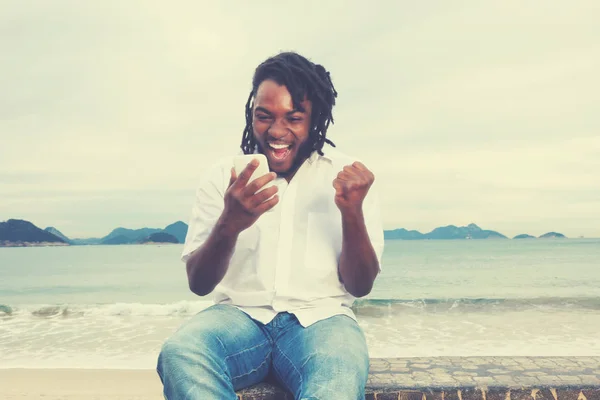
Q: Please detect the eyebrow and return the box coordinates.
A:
[254,106,306,115]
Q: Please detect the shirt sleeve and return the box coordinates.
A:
[363,180,385,271]
[181,161,228,263]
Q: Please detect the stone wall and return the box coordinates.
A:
[236,357,600,400]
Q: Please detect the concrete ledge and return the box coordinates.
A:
[236,357,600,400]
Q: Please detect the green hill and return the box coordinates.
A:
[539,232,566,239]
[44,227,71,243]
[140,232,179,244]
[424,223,507,239]
[1,219,67,246]
[163,221,188,243]
[70,237,103,245]
[513,234,536,239]
[384,223,507,240]
[100,227,162,244]
[101,234,133,245]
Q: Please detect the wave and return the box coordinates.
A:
[2,297,599,319]
[352,296,600,316]
[0,300,213,319]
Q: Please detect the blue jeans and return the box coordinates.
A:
[157,304,369,399]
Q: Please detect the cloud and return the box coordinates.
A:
[1,0,599,237]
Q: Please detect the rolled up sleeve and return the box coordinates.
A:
[181,161,228,262]
[363,181,385,270]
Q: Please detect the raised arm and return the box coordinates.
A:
[186,160,279,296]
[333,161,384,297]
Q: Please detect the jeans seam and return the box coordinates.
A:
[274,341,303,388]
[183,386,197,400]
[230,350,271,381]
[299,352,314,370]
[214,334,226,353]
[224,339,270,362]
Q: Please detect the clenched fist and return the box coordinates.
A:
[332,161,375,214]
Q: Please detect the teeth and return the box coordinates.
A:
[269,143,290,150]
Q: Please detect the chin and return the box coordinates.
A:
[267,157,294,175]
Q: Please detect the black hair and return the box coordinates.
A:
[241,52,338,156]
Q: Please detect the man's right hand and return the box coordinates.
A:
[219,159,279,236]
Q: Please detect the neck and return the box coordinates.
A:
[279,155,309,182]
[280,146,315,182]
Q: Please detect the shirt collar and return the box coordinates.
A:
[307,148,333,164]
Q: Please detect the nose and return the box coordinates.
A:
[267,118,289,139]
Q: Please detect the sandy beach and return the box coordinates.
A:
[0,369,164,400]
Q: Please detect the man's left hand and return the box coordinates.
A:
[332,161,375,214]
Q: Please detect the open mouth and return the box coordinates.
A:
[267,142,292,161]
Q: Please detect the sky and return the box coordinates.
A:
[1,1,599,239]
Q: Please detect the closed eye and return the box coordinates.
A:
[255,114,272,121]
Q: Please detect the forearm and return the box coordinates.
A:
[338,208,380,297]
[186,217,239,296]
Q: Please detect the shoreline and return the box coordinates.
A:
[0,242,182,248]
[2,238,598,249]
[0,241,70,247]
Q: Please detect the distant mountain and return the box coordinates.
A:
[98,223,189,245]
[70,237,103,245]
[1,219,67,246]
[425,223,507,239]
[44,227,71,243]
[101,234,133,245]
[384,223,507,240]
[384,228,425,240]
[140,232,179,244]
[513,234,536,239]
[10,218,574,246]
[539,232,566,239]
[163,221,188,243]
[101,227,163,244]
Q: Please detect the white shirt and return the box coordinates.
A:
[181,148,384,327]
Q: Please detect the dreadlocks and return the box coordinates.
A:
[240,52,338,156]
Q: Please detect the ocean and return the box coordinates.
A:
[1,239,599,369]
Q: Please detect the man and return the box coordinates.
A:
[157,52,384,399]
